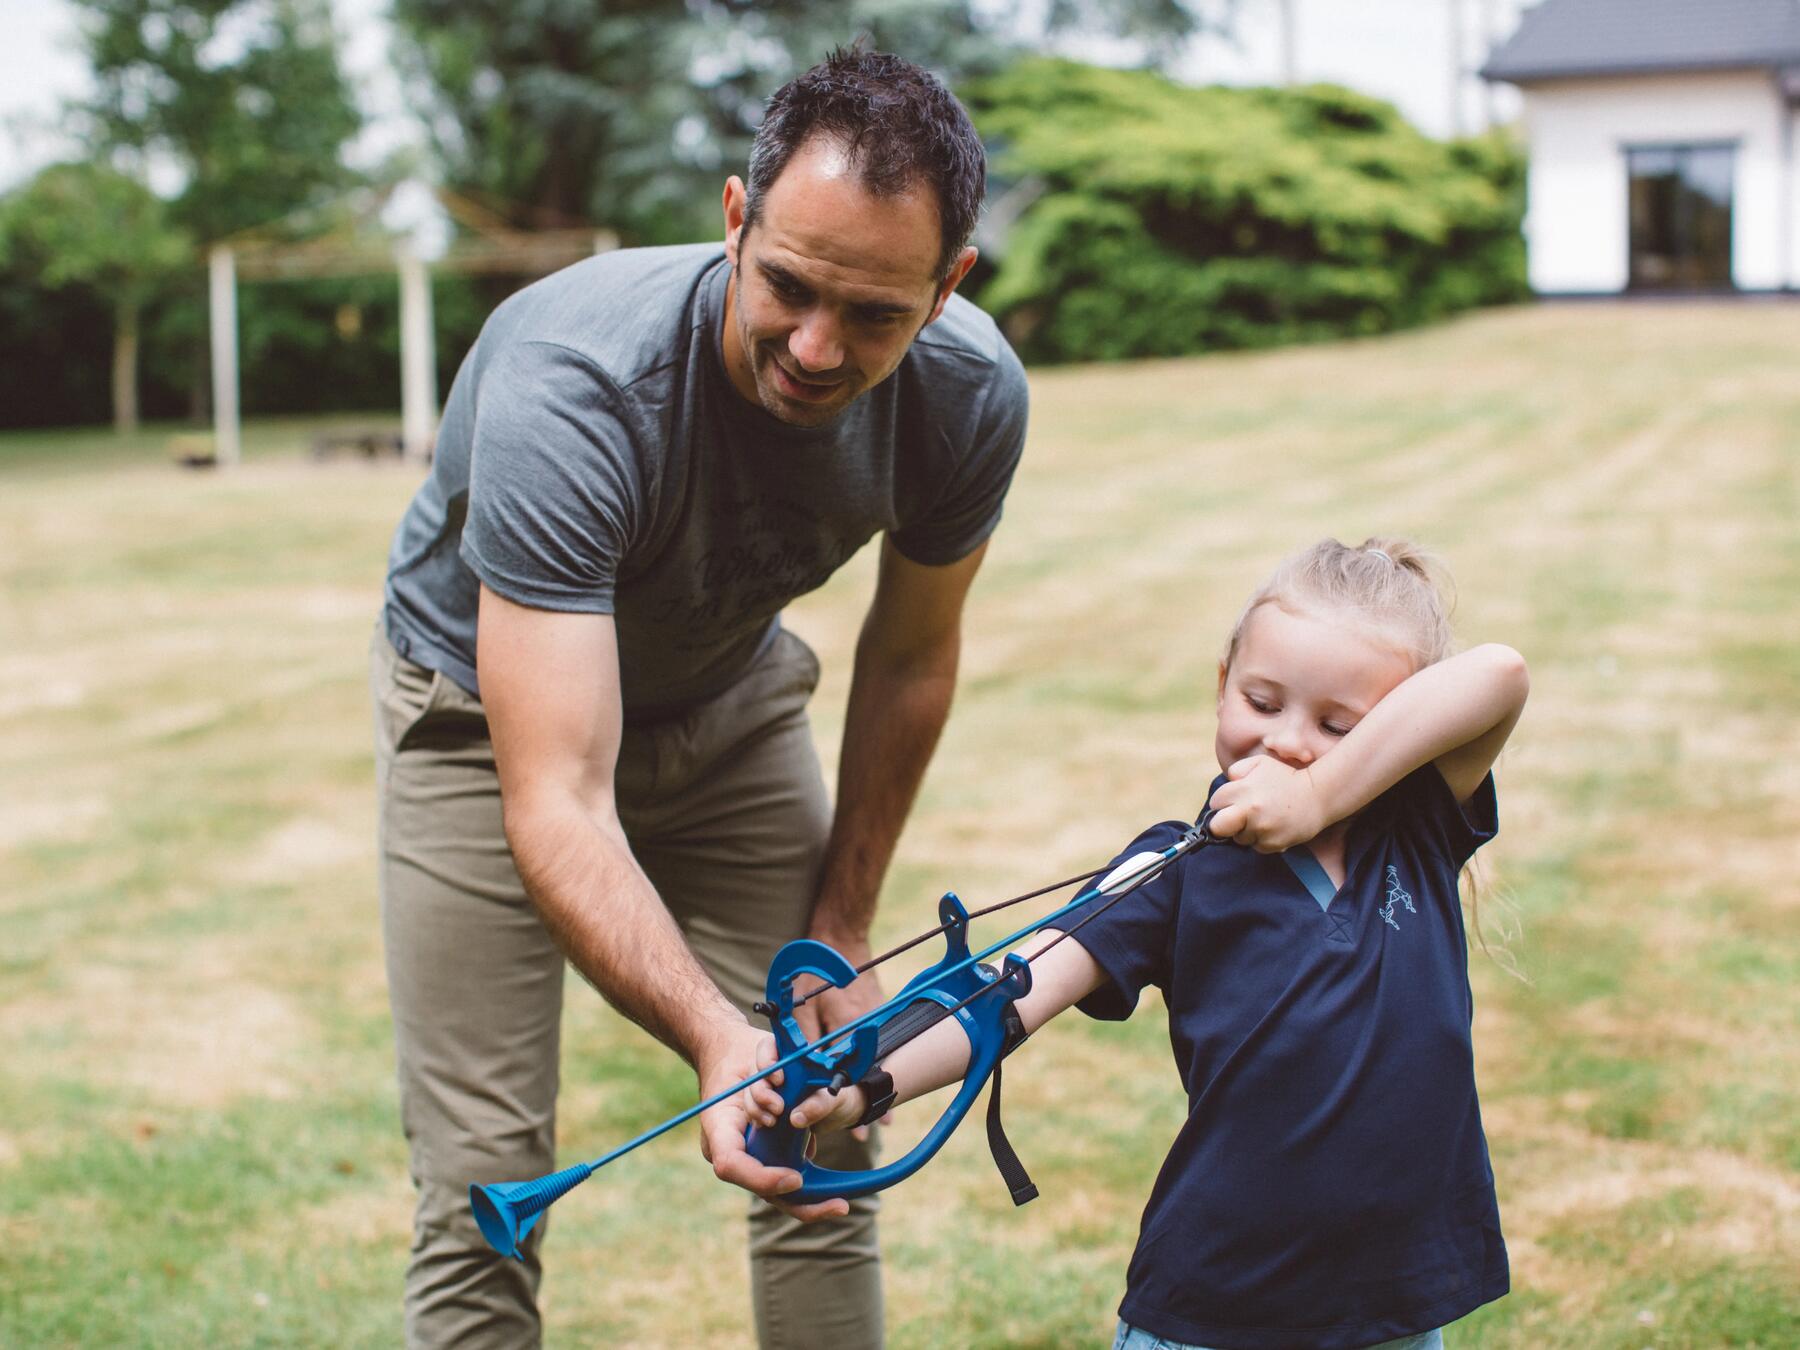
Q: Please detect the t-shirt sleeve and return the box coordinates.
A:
[1060,820,1190,1023]
[459,340,644,614]
[1369,763,1499,868]
[889,341,1028,566]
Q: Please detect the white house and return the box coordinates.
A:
[1482,0,1800,294]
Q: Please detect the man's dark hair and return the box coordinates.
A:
[745,47,986,282]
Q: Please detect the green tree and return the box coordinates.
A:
[391,0,1236,244]
[0,163,191,433]
[73,0,363,242]
[69,0,368,421]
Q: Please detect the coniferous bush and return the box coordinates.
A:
[965,59,1528,363]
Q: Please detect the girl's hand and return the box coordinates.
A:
[1207,755,1329,851]
[741,1042,883,1138]
[789,1083,868,1135]
[742,1043,789,1130]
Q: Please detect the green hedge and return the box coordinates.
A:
[964,60,1527,363]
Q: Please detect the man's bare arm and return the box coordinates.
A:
[478,586,738,1053]
[476,584,848,1218]
[800,538,989,1037]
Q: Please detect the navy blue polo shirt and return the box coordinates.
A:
[1071,765,1509,1349]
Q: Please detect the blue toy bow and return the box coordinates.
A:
[470,812,1218,1259]
[741,890,1038,1203]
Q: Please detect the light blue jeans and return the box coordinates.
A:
[1113,1322,1444,1350]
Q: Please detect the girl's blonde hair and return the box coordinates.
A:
[1223,535,1522,977]
[1221,535,1455,676]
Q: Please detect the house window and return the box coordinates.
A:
[1625,144,1735,290]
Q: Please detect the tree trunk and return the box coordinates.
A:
[113,295,140,436]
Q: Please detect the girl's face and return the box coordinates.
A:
[1215,602,1415,774]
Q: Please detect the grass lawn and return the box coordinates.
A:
[2,301,1796,1347]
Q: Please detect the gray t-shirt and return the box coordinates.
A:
[382,243,1028,718]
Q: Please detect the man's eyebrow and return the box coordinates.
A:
[852,298,918,318]
[757,259,917,315]
[757,260,808,290]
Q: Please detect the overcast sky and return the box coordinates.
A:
[0,0,1527,194]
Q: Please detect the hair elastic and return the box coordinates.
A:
[1365,548,1392,564]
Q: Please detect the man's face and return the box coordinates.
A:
[721,138,977,428]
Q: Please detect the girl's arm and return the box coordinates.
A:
[745,929,1107,1135]
[1209,642,1529,852]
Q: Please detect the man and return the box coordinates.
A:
[371,48,1028,1348]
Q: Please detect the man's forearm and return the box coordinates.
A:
[504,788,744,1066]
[809,634,959,946]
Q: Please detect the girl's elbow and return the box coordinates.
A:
[1476,643,1530,715]
[1498,644,1530,698]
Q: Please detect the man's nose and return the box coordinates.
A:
[787,312,844,373]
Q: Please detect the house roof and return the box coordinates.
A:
[1481,0,1800,83]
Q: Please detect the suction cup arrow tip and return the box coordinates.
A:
[468,1162,595,1261]
[470,1181,535,1260]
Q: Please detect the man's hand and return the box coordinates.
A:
[697,1020,850,1222]
[1205,755,1329,852]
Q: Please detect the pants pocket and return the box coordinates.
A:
[773,625,823,699]
[371,623,445,758]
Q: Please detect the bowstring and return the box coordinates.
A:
[859,828,1208,1067]
[786,865,1110,1012]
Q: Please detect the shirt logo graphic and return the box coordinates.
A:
[1381,864,1416,931]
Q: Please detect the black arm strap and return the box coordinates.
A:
[985,1005,1038,1206]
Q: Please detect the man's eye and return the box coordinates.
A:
[770,278,807,303]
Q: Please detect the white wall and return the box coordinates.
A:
[1518,70,1800,293]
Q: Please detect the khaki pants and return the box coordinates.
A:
[371,623,882,1349]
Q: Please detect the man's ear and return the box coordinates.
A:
[723,176,748,264]
[924,246,979,326]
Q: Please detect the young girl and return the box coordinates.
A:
[751,536,1528,1349]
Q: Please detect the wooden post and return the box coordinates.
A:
[398,247,437,462]
[208,245,240,467]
